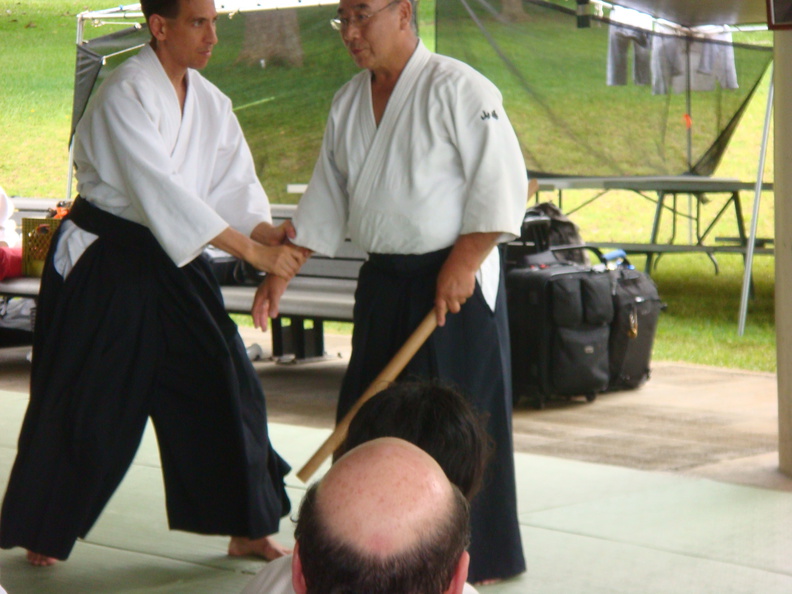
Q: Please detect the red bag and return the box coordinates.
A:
[0,245,23,280]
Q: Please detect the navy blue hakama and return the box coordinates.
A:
[338,248,526,583]
[0,198,290,560]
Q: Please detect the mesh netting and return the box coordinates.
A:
[74,2,772,200]
[436,0,773,177]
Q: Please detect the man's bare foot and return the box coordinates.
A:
[26,550,58,566]
[228,535,291,561]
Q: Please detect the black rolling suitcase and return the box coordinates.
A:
[506,262,614,408]
[607,264,663,390]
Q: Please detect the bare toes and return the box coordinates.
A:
[228,536,291,561]
[26,550,58,567]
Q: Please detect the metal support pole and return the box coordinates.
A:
[686,37,693,243]
[67,13,87,202]
[65,141,75,202]
[738,68,774,336]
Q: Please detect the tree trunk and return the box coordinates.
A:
[501,0,528,21]
[237,10,304,68]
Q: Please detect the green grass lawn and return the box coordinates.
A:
[0,0,778,372]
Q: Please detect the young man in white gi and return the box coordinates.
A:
[253,0,528,583]
[0,0,305,566]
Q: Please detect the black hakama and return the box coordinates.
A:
[0,198,290,560]
[337,248,526,583]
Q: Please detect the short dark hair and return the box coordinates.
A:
[337,381,492,501]
[295,481,470,594]
[140,0,181,23]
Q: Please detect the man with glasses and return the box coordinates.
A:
[254,0,527,583]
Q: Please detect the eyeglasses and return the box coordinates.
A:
[330,0,401,31]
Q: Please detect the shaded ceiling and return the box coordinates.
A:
[610,0,769,27]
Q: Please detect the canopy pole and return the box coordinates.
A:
[65,141,74,202]
[738,65,774,336]
[67,13,87,202]
[686,36,693,243]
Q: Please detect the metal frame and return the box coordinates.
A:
[739,67,774,336]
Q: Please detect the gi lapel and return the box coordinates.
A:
[143,45,186,161]
[171,69,195,167]
[348,42,432,216]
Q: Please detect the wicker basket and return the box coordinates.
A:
[22,218,61,277]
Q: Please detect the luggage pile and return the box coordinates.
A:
[505,204,663,408]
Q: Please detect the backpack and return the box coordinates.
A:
[525,202,590,265]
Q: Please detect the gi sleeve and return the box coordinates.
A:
[291,114,350,257]
[206,107,272,236]
[450,72,528,243]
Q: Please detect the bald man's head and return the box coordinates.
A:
[294,438,471,594]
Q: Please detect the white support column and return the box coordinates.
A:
[775,31,792,476]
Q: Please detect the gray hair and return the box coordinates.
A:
[408,0,418,33]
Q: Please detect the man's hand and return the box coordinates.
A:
[249,244,306,280]
[435,258,476,327]
[434,232,501,327]
[211,226,307,279]
[252,274,289,331]
[251,220,297,247]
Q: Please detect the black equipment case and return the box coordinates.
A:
[505,208,662,407]
[607,265,663,390]
[506,262,614,408]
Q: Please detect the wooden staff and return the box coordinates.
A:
[296,310,438,483]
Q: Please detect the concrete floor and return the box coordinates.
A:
[0,328,791,593]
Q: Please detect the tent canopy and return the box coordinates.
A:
[608,0,769,28]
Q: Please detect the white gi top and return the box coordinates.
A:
[292,41,527,310]
[240,554,481,594]
[0,186,19,248]
[59,44,271,273]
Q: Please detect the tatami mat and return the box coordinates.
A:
[1,391,792,593]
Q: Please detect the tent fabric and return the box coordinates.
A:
[608,0,769,28]
[72,25,150,141]
[73,45,104,140]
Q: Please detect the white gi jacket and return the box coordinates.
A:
[292,41,527,309]
[59,44,271,274]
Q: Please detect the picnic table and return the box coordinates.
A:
[533,175,774,274]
